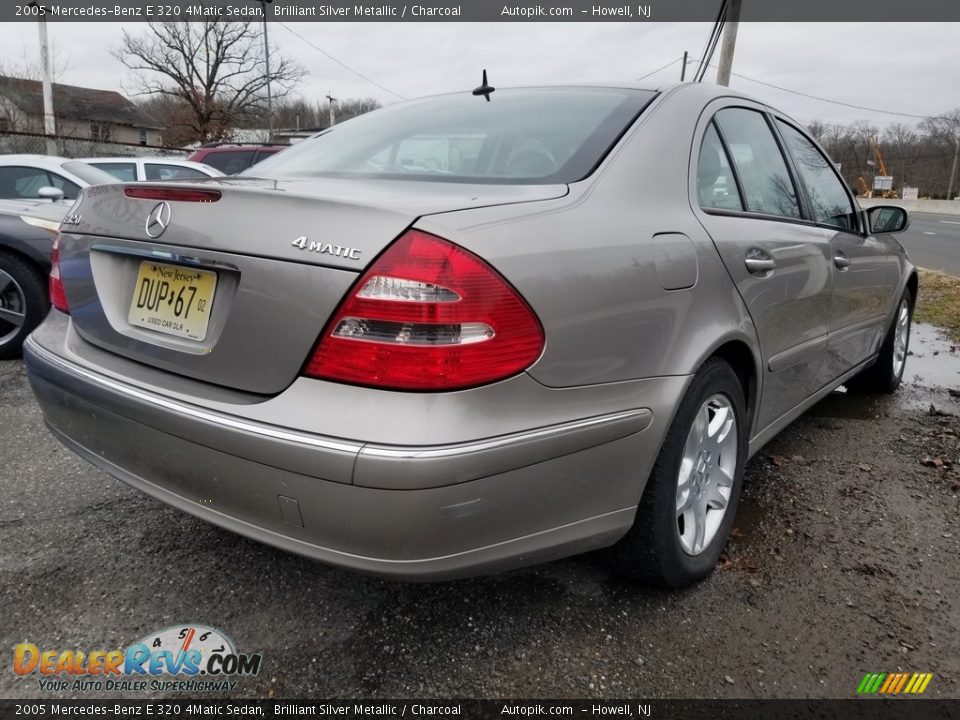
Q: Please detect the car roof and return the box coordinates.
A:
[193,144,285,153]
[0,154,70,167]
[82,156,206,164]
[80,156,224,171]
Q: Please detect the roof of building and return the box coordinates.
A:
[0,75,162,130]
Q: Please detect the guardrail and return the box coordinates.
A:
[858,198,960,216]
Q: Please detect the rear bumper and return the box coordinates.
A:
[25,331,680,580]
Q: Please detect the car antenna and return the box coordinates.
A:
[472,69,495,101]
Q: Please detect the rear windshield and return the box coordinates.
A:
[246,88,656,185]
[203,150,257,174]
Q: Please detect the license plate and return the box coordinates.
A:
[128,261,218,341]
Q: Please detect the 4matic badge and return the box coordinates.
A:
[292,236,362,260]
[13,624,262,693]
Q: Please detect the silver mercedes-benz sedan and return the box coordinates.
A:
[25,83,915,587]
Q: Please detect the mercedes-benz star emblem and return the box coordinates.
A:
[145,201,172,238]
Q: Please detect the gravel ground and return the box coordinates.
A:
[1,326,959,700]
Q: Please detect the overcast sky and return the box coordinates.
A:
[0,21,957,128]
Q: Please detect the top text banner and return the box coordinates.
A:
[6,0,960,22]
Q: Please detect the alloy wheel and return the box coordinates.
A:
[893,299,910,379]
[0,268,27,347]
[676,393,738,555]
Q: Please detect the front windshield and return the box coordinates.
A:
[63,160,122,186]
[247,87,655,185]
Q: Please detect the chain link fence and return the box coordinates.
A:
[0,129,189,158]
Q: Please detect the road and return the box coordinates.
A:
[896,212,960,275]
[1,343,959,700]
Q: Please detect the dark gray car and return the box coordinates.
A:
[24,83,915,587]
[0,198,65,358]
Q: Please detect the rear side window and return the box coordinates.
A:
[46,173,81,200]
[714,108,800,219]
[91,162,137,182]
[247,88,656,185]
[0,166,81,200]
[776,121,857,231]
[697,124,742,211]
[0,166,50,198]
[145,163,209,180]
[203,151,255,174]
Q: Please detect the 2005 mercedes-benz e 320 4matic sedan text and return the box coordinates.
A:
[25,83,915,587]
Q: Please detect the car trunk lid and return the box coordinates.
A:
[56,178,566,394]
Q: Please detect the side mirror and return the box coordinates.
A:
[37,186,65,202]
[867,205,909,235]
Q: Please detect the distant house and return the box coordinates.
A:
[0,75,163,146]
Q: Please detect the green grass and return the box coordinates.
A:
[916,268,960,341]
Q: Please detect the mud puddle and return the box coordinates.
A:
[809,323,960,419]
[733,322,960,550]
[905,322,960,388]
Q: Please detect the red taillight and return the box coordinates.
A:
[50,233,69,313]
[305,230,544,391]
[124,187,221,202]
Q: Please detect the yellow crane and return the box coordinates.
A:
[870,142,898,199]
[856,142,896,199]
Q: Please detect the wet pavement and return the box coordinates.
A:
[808,323,960,419]
[902,323,960,395]
[1,327,959,700]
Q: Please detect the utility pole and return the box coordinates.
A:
[257,0,274,142]
[29,1,57,155]
[326,92,337,127]
[680,50,688,81]
[716,0,742,87]
[948,135,960,201]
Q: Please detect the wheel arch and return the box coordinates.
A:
[698,336,761,437]
[906,270,919,309]
[0,232,53,272]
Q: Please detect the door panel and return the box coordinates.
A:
[774,119,899,377]
[824,229,901,377]
[700,215,833,427]
[696,106,833,429]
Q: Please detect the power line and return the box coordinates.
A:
[635,56,684,82]
[693,8,721,81]
[695,0,726,83]
[685,57,935,119]
[728,71,932,120]
[276,22,407,100]
[698,21,724,83]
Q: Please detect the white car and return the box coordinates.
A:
[80,157,224,182]
[0,154,119,202]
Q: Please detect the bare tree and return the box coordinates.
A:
[136,94,198,148]
[247,97,382,131]
[802,112,960,199]
[114,21,306,142]
[0,44,70,84]
[920,110,960,199]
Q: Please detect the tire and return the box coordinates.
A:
[846,289,912,394]
[0,251,49,360]
[607,357,748,588]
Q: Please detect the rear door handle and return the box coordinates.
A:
[834,251,850,271]
[744,249,776,275]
